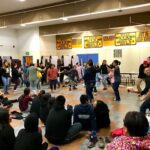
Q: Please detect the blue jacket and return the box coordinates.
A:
[73,103,96,131]
[83,67,96,85]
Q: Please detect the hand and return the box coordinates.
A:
[139,96,145,101]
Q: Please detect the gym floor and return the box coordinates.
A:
[8,83,141,150]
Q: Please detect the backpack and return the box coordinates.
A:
[94,100,110,130]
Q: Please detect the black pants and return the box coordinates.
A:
[49,80,57,90]
[140,98,150,114]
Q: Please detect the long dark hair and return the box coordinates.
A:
[24,113,39,132]
[0,108,9,124]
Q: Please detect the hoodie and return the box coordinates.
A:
[73,104,96,131]
[45,103,72,144]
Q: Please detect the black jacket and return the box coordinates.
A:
[84,67,96,85]
[45,104,72,144]
[100,64,108,74]
[30,96,41,117]
[0,124,15,150]
[12,67,20,81]
[138,64,148,79]
[141,75,150,95]
[1,68,10,78]
[14,129,43,150]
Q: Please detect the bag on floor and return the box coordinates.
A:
[10,111,23,120]
[111,127,125,138]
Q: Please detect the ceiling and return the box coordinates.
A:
[0,0,66,14]
[12,3,150,29]
[0,0,149,30]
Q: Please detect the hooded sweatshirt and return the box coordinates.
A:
[45,103,72,144]
[73,103,96,131]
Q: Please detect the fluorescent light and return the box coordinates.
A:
[21,24,26,27]
[122,3,150,10]
[62,17,68,21]
[21,3,150,26]
[25,18,61,25]
[19,0,26,2]
[0,26,7,29]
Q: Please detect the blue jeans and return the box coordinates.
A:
[112,81,120,101]
[64,123,82,143]
[86,82,95,101]
[101,74,108,88]
[2,76,9,93]
[30,79,37,91]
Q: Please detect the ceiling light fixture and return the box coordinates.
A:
[62,17,68,21]
[0,26,7,29]
[21,3,150,26]
[19,0,26,2]
[21,24,26,27]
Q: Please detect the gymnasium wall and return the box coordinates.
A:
[0,29,18,58]
[17,27,41,63]
[40,26,150,73]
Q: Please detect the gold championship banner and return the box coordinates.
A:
[56,31,150,49]
[56,38,72,50]
[84,35,103,48]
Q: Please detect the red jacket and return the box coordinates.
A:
[19,95,32,111]
[47,68,58,80]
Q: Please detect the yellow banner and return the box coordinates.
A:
[84,35,103,48]
[56,38,72,50]
[103,35,115,46]
[72,39,82,48]
[115,32,136,46]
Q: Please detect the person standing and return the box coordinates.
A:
[27,63,41,92]
[136,60,149,93]
[100,60,109,90]
[47,64,58,92]
[1,61,11,94]
[76,63,83,81]
[112,60,121,101]
[83,61,96,103]
[12,63,20,91]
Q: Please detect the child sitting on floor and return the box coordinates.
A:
[18,88,33,112]
[0,91,18,108]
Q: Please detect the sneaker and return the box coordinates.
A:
[87,137,98,148]
[105,136,112,143]
[4,92,9,95]
[98,137,105,148]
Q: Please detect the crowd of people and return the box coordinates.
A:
[1,57,150,149]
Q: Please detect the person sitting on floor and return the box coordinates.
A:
[94,100,110,130]
[14,113,48,150]
[139,68,150,114]
[73,94,96,131]
[0,91,18,108]
[0,108,16,150]
[45,95,82,145]
[106,111,150,150]
[19,88,33,112]
[30,90,45,117]
[40,93,52,124]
